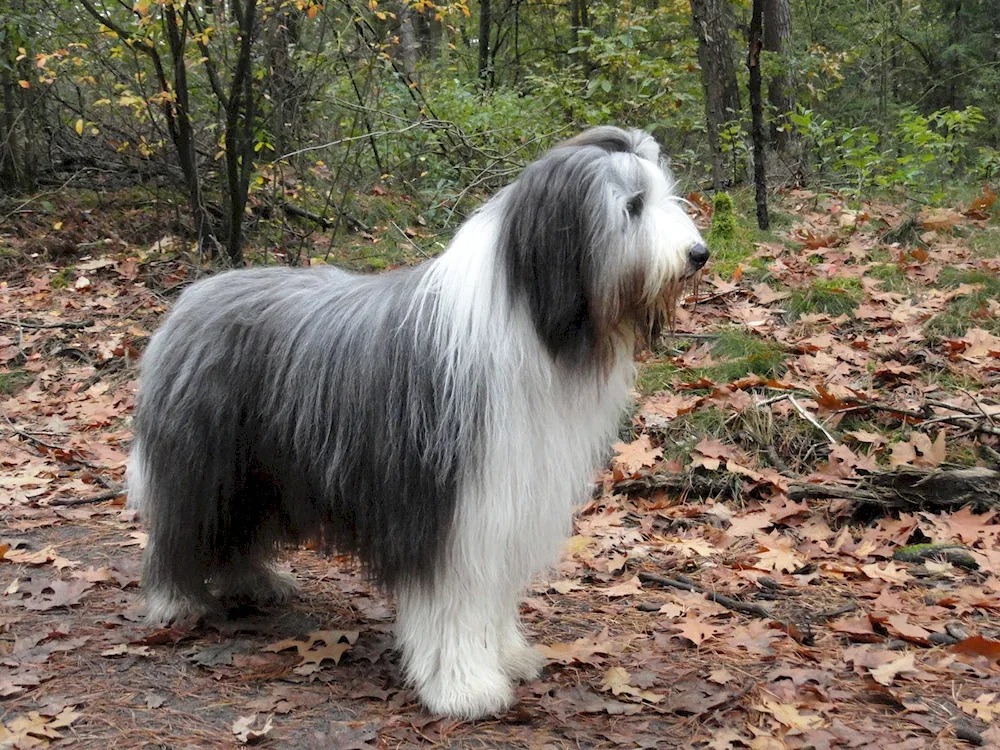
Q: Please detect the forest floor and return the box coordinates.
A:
[1,186,1000,749]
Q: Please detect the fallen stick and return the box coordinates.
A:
[637,571,774,619]
[0,318,94,330]
[49,487,126,506]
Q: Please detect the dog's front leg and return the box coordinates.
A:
[395,572,520,720]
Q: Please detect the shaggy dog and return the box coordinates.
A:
[128,126,708,719]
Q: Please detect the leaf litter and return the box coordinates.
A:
[0,193,998,746]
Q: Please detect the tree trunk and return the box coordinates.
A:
[0,66,26,193]
[162,2,222,259]
[222,0,257,265]
[748,0,769,229]
[690,0,741,189]
[265,6,305,157]
[398,0,419,83]
[570,0,590,69]
[477,0,492,87]
[0,0,36,194]
[762,0,794,152]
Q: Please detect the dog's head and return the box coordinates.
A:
[499,126,707,367]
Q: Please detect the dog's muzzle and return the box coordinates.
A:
[685,242,709,276]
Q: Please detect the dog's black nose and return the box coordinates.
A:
[688,243,709,270]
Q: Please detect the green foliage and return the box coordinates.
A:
[709,193,737,244]
[0,369,31,396]
[637,360,682,395]
[5,0,1000,260]
[790,104,989,198]
[923,269,1000,339]
[704,191,778,279]
[704,328,786,381]
[786,278,862,319]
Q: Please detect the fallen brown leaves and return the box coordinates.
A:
[0,191,998,747]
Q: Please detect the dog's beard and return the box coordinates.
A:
[630,269,700,352]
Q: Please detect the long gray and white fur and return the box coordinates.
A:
[128,126,708,719]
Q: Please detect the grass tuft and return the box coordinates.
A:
[637,360,682,395]
[703,328,787,381]
[786,278,862,319]
[0,370,32,396]
[924,268,1000,339]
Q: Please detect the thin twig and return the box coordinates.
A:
[661,332,720,341]
[3,412,65,451]
[788,395,837,444]
[831,402,928,420]
[918,414,1000,436]
[816,602,858,620]
[755,393,792,408]
[2,412,103,470]
[389,221,430,259]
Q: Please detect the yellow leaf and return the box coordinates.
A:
[54,221,63,230]
[74,118,84,135]
[18,79,30,89]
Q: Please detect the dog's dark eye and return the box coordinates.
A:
[625,193,644,218]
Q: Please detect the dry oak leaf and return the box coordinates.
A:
[829,615,879,642]
[599,666,664,704]
[1,545,77,570]
[859,561,910,585]
[869,652,918,685]
[951,634,1000,660]
[664,537,718,558]
[754,533,803,574]
[674,614,723,646]
[0,668,43,698]
[536,629,617,665]
[751,282,792,305]
[726,460,788,491]
[265,630,359,676]
[918,207,964,231]
[22,578,94,611]
[727,511,774,538]
[232,713,274,745]
[845,429,889,447]
[601,575,642,598]
[956,327,1000,361]
[958,693,999,722]
[640,392,702,424]
[755,696,826,733]
[611,435,662,477]
[0,707,79,745]
[884,614,933,646]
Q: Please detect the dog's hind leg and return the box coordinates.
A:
[131,449,218,625]
[208,479,299,610]
[142,538,218,626]
[211,550,297,610]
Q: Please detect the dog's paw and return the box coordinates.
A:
[417,670,515,720]
[213,565,297,606]
[145,590,217,627]
[502,643,545,683]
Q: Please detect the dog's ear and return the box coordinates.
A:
[500,146,614,365]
